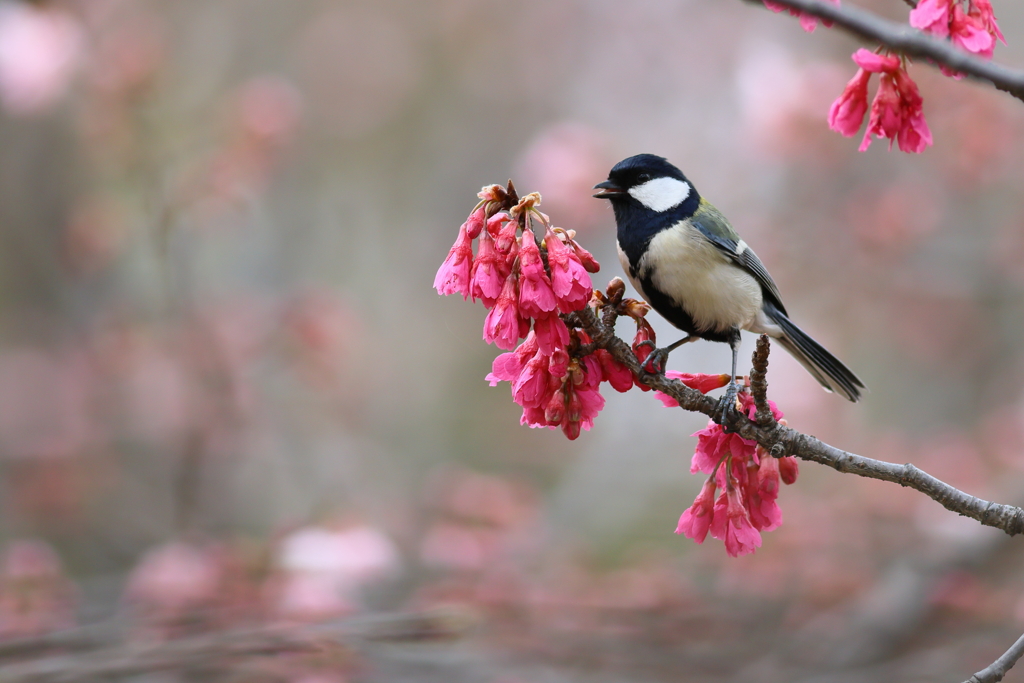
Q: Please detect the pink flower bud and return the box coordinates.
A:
[544,388,566,425]
[851,48,901,74]
[547,347,569,378]
[779,456,799,485]
[477,184,505,203]
[569,239,600,273]
[464,206,485,239]
[653,373,731,408]
[605,277,625,302]
[756,452,781,501]
[493,216,519,254]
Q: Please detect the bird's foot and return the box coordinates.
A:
[636,335,698,375]
[716,382,740,429]
[636,342,668,375]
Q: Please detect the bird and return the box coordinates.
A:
[592,154,864,417]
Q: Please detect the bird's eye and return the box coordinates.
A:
[637,173,650,183]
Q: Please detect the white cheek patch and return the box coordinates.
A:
[628,177,691,212]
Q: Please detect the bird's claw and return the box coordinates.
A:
[717,382,739,429]
[638,343,668,375]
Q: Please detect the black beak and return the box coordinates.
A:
[592,180,624,199]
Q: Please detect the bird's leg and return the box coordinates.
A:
[717,330,741,427]
[640,335,697,374]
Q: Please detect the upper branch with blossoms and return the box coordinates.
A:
[752,0,1021,154]
[748,0,1024,100]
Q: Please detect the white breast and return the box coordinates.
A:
[636,222,763,334]
[616,242,647,301]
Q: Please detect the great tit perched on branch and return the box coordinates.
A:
[593,154,864,416]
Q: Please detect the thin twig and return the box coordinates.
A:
[965,631,1024,683]
[749,335,774,427]
[573,305,1024,536]
[743,0,1024,102]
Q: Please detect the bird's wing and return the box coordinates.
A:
[690,200,788,316]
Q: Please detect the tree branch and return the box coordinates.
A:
[742,0,1024,102]
[0,610,470,683]
[965,631,1024,683]
[572,305,1024,536]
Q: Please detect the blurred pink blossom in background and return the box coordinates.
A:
[268,524,399,622]
[0,3,82,115]
[0,540,76,639]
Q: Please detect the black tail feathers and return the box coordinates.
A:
[765,307,864,402]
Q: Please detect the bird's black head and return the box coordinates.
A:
[593,154,699,216]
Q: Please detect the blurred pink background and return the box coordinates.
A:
[0,0,1023,681]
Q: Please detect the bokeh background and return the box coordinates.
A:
[1,0,1024,681]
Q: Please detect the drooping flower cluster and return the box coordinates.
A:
[438,184,638,439]
[762,0,838,33]
[910,0,1005,74]
[828,49,932,154]
[434,183,598,350]
[667,391,799,557]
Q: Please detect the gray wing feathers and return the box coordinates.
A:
[690,203,787,314]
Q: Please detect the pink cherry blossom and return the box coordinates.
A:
[859,74,902,152]
[828,68,870,137]
[486,332,538,386]
[709,489,762,557]
[512,347,555,409]
[433,224,474,299]
[745,489,784,532]
[971,0,1005,45]
[594,349,633,393]
[909,0,952,37]
[894,70,932,153]
[533,314,569,356]
[544,227,593,313]
[949,4,994,57]
[675,479,716,543]
[518,227,558,318]
[469,230,504,307]
[482,271,523,350]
